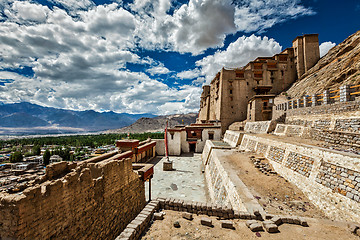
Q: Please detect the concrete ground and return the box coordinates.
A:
[145,153,208,203]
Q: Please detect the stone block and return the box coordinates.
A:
[200,217,213,227]
[271,216,282,226]
[221,220,234,229]
[182,212,193,221]
[245,220,257,228]
[263,222,279,233]
[153,212,164,220]
[249,223,263,232]
[299,217,309,227]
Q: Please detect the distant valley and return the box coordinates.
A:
[0,102,156,135]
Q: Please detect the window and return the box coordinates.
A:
[170,133,174,140]
[230,90,232,94]
[208,133,214,140]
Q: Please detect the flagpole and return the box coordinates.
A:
[163,120,173,171]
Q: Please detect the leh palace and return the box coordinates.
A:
[1,30,360,239]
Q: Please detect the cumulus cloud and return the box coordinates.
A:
[146,64,171,76]
[233,0,315,33]
[195,35,282,83]
[0,0,314,114]
[319,41,336,58]
[177,69,201,79]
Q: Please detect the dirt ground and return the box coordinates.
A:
[227,151,328,218]
[141,210,357,240]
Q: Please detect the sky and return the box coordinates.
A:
[0,0,359,115]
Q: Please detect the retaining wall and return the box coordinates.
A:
[223,130,243,147]
[239,134,360,223]
[0,158,146,240]
[202,141,246,212]
[244,121,277,134]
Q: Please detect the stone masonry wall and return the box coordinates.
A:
[0,158,146,240]
[239,134,360,223]
[286,100,360,117]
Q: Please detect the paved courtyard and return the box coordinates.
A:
[145,153,208,203]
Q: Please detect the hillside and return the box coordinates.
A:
[0,102,155,135]
[287,30,360,98]
[106,113,198,133]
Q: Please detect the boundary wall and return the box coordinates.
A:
[223,130,243,147]
[0,156,146,240]
[244,121,277,134]
[202,141,248,212]
[239,134,360,223]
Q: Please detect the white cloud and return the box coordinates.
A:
[195,35,282,83]
[177,69,201,79]
[0,0,314,114]
[233,0,315,33]
[146,64,171,75]
[319,41,336,58]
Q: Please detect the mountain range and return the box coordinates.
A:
[0,102,156,135]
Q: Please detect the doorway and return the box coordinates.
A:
[189,143,196,152]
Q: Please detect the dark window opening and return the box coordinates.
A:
[189,143,196,152]
[208,133,214,140]
[170,133,174,140]
[230,90,232,94]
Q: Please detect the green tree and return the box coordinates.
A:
[32,145,41,156]
[43,149,51,166]
[10,151,23,163]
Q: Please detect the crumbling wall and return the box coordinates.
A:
[239,134,360,223]
[0,158,145,240]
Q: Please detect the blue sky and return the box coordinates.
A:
[0,0,359,114]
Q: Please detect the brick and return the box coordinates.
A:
[263,222,279,233]
[182,212,193,221]
[200,217,213,227]
[153,212,164,220]
[271,216,282,226]
[249,223,263,232]
[221,220,234,229]
[245,220,257,228]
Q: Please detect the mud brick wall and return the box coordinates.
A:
[285,152,314,177]
[316,162,360,202]
[268,146,285,164]
[0,158,146,240]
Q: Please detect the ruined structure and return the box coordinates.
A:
[197,34,320,133]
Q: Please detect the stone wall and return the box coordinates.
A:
[239,134,360,223]
[223,130,243,147]
[202,141,246,212]
[244,121,277,134]
[0,157,146,240]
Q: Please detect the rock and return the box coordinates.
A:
[299,217,309,227]
[173,221,180,228]
[271,216,282,226]
[153,212,164,220]
[263,221,279,233]
[182,212,193,221]
[200,217,213,227]
[246,220,257,228]
[221,220,234,229]
[249,223,264,232]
